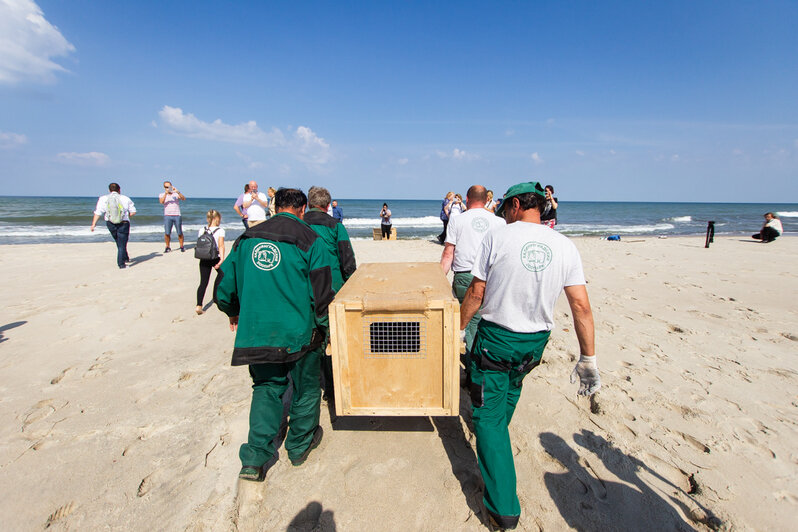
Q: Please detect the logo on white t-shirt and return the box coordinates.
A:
[520,241,552,272]
[471,217,489,232]
[252,242,281,271]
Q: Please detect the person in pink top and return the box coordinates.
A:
[159,180,186,252]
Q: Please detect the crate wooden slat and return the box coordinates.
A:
[371,227,397,240]
[329,262,460,416]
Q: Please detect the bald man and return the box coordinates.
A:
[243,180,270,226]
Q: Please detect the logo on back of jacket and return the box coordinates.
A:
[252,242,281,271]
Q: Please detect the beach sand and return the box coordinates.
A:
[1,236,796,530]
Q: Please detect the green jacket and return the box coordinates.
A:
[216,212,335,366]
[303,208,357,292]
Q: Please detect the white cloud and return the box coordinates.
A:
[397,157,409,165]
[671,154,680,161]
[575,150,585,157]
[437,148,479,161]
[158,106,332,167]
[609,149,617,155]
[505,129,515,137]
[0,0,75,85]
[57,151,110,166]
[531,152,543,164]
[0,130,28,148]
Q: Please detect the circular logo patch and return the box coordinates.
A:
[471,217,489,232]
[520,241,552,272]
[252,242,281,271]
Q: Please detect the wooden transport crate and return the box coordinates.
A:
[371,227,397,240]
[329,262,460,416]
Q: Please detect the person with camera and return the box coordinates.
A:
[159,180,186,252]
[243,180,269,226]
[540,184,558,228]
[379,203,392,240]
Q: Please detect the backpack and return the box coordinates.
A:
[106,193,124,224]
[195,227,219,260]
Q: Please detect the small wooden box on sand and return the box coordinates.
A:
[329,262,460,416]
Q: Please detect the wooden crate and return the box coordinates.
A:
[329,262,460,416]
[371,227,397,240]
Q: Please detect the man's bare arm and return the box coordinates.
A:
[440,243,455,274]
[460,278,485,330]
[564,284,595,358]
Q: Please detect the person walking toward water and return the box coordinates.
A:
[195,210,225,315]
[304,186,357,401]
[90,182,136,269]
[233,183,250,228]
[440,185,505,355]
[159,180,186,252]
[216,188,335,481]
[459,181,600,530]
[380,203,392,239]
[752,212,783,243]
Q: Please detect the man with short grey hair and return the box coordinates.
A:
[304,186,357,400]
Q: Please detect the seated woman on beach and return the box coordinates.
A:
[196,209,225,314]
[752,212,783,243]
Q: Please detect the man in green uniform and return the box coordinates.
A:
[459,182,600,529]
[216,188,335,481]
[304,186,357,400]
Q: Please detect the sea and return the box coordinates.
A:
[0,196,795,245]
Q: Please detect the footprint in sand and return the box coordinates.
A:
[780,332,798,342]
[44,501,76,529]
[51,366,75,385]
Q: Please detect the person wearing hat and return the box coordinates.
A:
[459,181,600,530]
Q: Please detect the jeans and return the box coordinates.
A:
[164,215,183,236]
[106,221,130,268]
[381,224,392,239]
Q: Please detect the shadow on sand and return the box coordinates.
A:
[0,320,26,343]
[541,430,721,531]
[287,501,336,531]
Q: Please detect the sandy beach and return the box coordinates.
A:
[1,235,796,531]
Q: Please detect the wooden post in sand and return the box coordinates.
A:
[705,221,715,248]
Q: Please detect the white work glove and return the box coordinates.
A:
[459,330,466,343]
[570,355,600,396]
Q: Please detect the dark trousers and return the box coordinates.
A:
[242,218,249,229]
[752,227,779,242]
[381,224,392,239]
[197,258,221,306]
[105,221,130,267]
[438,219,449,242]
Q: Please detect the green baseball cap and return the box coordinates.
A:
[494,181,546,218]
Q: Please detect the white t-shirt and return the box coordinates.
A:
[449,202,464,217]
[245,192,269,221]
[471,221,586,333]
[766,218,783,235]
[380,209,392,225]
[94,193,136,222]
[445,208,506,272]
[198,226,225,251]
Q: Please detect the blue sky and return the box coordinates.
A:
[1,0,796,201]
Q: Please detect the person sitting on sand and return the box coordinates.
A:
[216,188,334,482]
[195,209,225,315]
[752,212,783,243]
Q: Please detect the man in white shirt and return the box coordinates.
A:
[459,181,600,530]
[90,182,137,269]
[243,180,269,226]
[440,185,505,353]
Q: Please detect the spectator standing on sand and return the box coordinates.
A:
[331,200,343,222]
[449,193,465,217]
[752,212,783,243]
[160,180,186,252]
[380,203,392,240]
[90,182,136,269]
[267,187,277,217]
[304,186,357,401]
[540,185,558,228]
[440,185,505,354]
[243,180,269,226]
[234,184,250,228]
[438,191,455,243]
[459,181,599,530]
[216,188,334,481]
[485,190,496,212]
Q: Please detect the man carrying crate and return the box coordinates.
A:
[459,181,600,529]
[216,188,335,481]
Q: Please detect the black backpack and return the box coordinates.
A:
[195,227,219,260]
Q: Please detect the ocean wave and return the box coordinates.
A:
[664,216,692,222]
[0,223,245,238]
[557,223,675,235]
[343,216,442,228]
[777,211,798,217]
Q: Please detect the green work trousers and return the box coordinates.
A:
[469,320,550,527]
[239,347,322,467]
[453,271,480,352]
